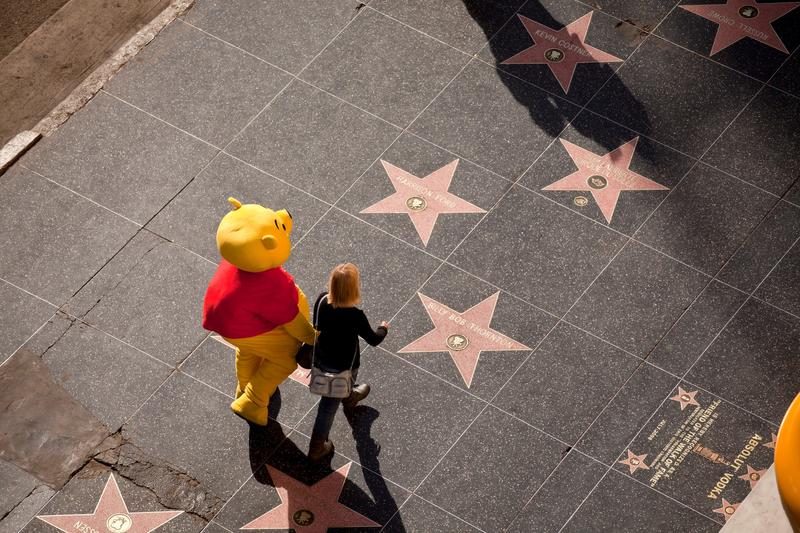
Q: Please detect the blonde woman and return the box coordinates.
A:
[308,263,389,460]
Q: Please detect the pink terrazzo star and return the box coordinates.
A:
[501,12,623,93]
[37,474,182,533]
[289,366,311,386]
[681,0,800,55]
[713,498,741,521]
[669,387,701,410]
[542,137,668,223]
[738,465,767,489]
[619,450,650,474]
[398,292,529,387]
[764,432,778,449]
[361,159,485,246]
[241,462,379,532]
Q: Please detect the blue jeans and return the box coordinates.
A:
[310,368,357,441]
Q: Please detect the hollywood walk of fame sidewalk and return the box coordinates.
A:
[1,0,800,532]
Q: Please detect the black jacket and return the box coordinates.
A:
[312,292,387,371]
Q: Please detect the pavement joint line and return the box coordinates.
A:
[362,4,478,60]
[0,276,59,310]
[609,466,725,526]
[547,1,710,525]
[557,231,800,532]
[99,89,222,151]
[566,0,800,102]
[467,52,787,201]
[0,310,57,368]
[53,37,788,301]
[34,3,787,261]
[20,165,145,228]
[7,4,796,527]
[286,428,490,533]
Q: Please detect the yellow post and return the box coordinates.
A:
[776,392,800,531]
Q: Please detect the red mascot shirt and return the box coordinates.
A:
[202,260,300,339]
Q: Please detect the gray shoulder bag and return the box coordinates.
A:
[308,295,357,398]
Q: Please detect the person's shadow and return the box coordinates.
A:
[465,0,659,165]
[246,388,406,532]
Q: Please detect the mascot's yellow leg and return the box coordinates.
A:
[233,348,261,399]
[226,286,314,425]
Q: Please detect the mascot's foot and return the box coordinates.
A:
[235,384,244,399]
[231,395,268,426]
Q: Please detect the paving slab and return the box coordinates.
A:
[339,132,511,258]
[385,263,555,400]
[563,469,719,532]
[506,451,608,533]
[717,201,800,293]
[23,314,171,432]
[227,80,400,204]
[416,406,567,531]
[521,110,692,234]
[214,429,410,531]
[0,166,138,305]
[64,231,215,367]
[296,348,485,490]
[754,239,800,317]
[370,0,524,55]
[656,0,800,81]
[23,462,205,533]
[480,0,640,106]
[450,185,628,316]
[494,322,641,444]
[576,362,679,464]
[614,382,778,525]
[687,298,800,424]
[147,152,329,262]
[0,280,54,365]
[183,0,362,73]
[589,1,680,30]
[410,60,580,180]
[588,36,762,158]
[771,49,800,97]
[20,92,217,224]
[383,495,482,532]
[300,7,471,126]
[104,20,291,146]
[566,241,710,356]
[124,372,282,503]
[648,280,747,375]
[635,163,777,275]
[703,86,800,196]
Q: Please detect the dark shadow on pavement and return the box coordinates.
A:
[245,388,406,531]
[464,0,658,164]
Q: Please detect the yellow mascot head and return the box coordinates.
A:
[216,197,293,272]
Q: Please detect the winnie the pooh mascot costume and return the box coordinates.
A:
[202,198,317,426]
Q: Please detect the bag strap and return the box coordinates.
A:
[310,294,325,368]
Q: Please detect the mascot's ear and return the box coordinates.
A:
[228,197,242,210]
[261,235,278,250]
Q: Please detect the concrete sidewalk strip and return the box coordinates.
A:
[0,131,40,175]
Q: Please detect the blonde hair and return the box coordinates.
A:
[328,263,361,308]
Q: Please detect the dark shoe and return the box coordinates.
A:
[308,438,334,461]
[342,383,370,408]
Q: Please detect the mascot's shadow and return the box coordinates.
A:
[246,388,407,532]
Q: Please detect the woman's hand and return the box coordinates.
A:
[380,321,390,330]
